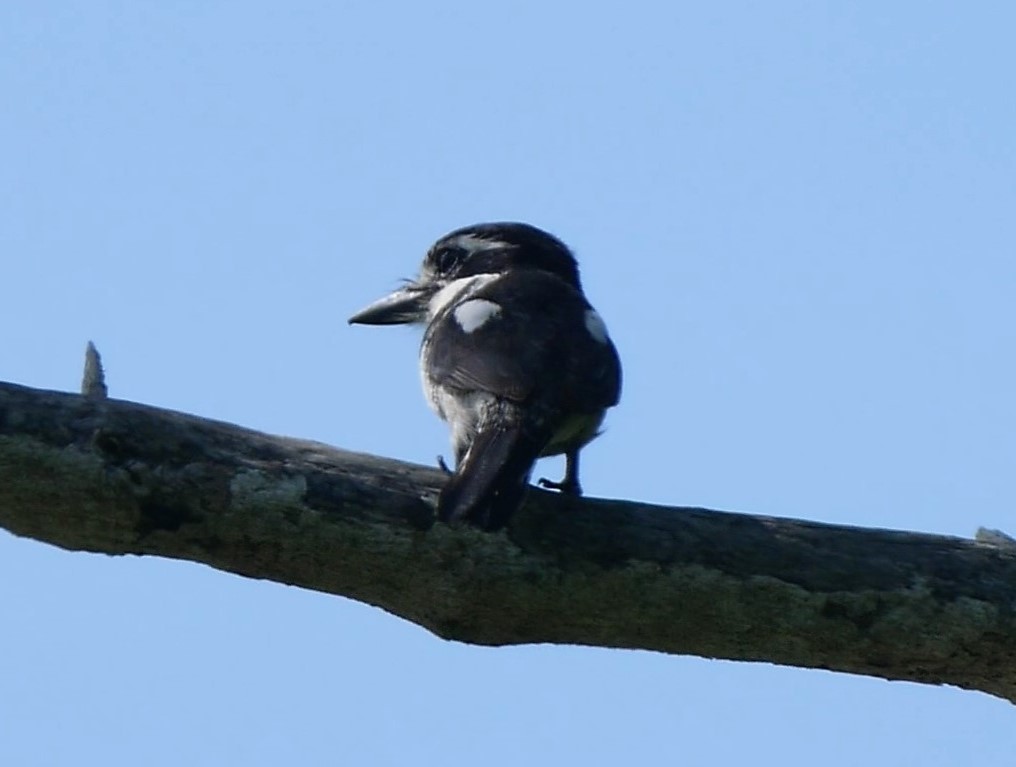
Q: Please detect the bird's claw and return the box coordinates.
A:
[538,476,583,496]
[437,455,452,475]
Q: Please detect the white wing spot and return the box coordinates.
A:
[584,309,610,343]
[454,299,502,333]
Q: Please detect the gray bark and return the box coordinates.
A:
[1,380,1014,703]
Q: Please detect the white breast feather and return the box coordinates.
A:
[584,309,610,343]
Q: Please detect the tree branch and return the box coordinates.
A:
[1,379,1014,703]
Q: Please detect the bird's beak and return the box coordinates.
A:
[348,284,432,325]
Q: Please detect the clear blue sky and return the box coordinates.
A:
[2,2,1015,764]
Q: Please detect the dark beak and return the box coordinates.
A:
[348,285,432,325]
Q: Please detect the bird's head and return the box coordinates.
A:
[348,222,581,326]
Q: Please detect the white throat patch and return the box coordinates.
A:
[428,273,499,320]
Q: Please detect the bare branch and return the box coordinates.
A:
[1,380,1013,703]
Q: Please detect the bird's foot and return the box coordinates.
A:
[538,476,583,496]
[436,455,453,475]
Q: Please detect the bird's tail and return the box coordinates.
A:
[438,417,547,531]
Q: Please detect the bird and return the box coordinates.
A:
[348,222,621,531]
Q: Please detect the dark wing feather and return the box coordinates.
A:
[424,271,621,411]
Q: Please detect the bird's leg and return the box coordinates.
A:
[438,440,469,475]
[538,450,583,496]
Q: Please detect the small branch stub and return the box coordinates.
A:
[81,341,108,400]
[975,527,1016,550]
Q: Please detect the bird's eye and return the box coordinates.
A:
[433,246,464,274]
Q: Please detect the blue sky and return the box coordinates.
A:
[2,2,1015,764]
